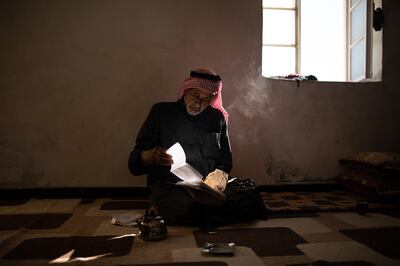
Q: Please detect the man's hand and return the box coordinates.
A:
[204,169,228,192]
[140,147,173,167]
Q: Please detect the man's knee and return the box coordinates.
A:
[158,196,200,225]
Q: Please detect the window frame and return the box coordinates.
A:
[262,0,377,82]
[262,1,299,74]
[347,0,373,81]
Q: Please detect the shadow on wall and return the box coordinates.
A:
[0,139,53,186]
[265,149,335,183]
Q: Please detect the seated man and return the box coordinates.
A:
[128,68,267,226]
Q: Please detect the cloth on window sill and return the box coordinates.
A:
[271,74,318,81]
[270,74,318,87]
[282,74,318,81]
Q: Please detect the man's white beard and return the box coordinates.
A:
[186,106,202,116]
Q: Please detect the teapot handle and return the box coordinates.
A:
[142,204,158,223]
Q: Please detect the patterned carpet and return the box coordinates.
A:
[261,190,399,214]
[0,190,399,266]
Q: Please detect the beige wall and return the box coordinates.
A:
[0,0,399,188]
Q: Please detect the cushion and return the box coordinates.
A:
[340,152,400,170]
[338,152,400,197]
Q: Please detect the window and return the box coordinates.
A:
[262,0,382,82]
[349,0,370,81]
[262,0,297,77]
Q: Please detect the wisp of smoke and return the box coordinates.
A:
[227,63,274,119]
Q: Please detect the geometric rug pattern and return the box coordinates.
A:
[193,227,307,256]
[261,191,399,213]
[339,227,400,259]
[3,235,134,260]
[0,191,399,266]
[0,213,73,230]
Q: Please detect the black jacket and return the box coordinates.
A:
[129,99,232,186]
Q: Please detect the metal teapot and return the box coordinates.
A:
[137,205,167,241]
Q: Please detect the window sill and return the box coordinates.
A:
[264,76,382,84]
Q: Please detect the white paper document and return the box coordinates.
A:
[166,142,226,206]
[166,142,203,183]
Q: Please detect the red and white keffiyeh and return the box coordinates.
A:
[178,68,229,120]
